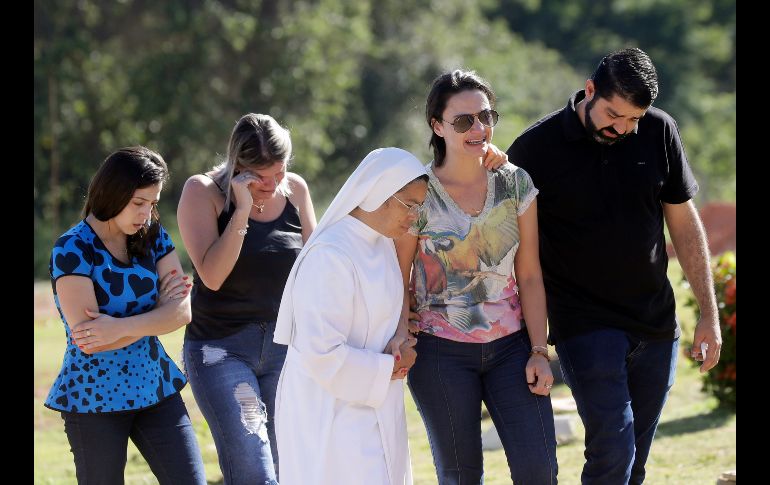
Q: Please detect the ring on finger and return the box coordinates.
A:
[86,329,91,337]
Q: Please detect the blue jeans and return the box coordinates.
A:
[61,392,206,485]
[556,328,679,485]
[183,322,287,485]
[408,330,558,485]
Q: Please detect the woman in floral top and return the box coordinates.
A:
[394,70,558,484]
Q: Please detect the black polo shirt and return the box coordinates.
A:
[507,90,698,343]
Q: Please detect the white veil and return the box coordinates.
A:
[274,147,427,345]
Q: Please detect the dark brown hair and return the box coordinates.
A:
[83,146,168,258]
[426,70,495,167]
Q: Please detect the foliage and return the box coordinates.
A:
[486,0,736,203]
[684,251,736,409]
[34,0,736,277]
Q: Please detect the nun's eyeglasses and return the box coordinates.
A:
[391,194,422,216]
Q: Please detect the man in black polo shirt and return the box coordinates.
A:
[507,48,722,484]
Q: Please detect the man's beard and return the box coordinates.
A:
[584,97,629,145]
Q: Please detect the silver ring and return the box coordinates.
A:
[545,384,552,389]
[86,329,91,337]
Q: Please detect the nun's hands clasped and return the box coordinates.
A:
[390,336,417,380]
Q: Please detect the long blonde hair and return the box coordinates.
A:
[211,113,293,207]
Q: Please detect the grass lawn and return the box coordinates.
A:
[34,261,735,484]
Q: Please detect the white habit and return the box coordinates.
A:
[275,215,411,485]
[274,147,425,485]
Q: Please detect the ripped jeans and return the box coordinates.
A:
[183,322,287,485]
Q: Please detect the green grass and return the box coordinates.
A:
[34,261,735,484]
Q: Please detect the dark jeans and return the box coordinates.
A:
[183,322,287,485]
[556,328,678,485]
[408,330,558,485]
[61,392,206,485]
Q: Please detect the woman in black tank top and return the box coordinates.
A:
[177,113,317,484]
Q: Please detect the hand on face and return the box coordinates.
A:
[232,162,287,211]
[231,171,257,211]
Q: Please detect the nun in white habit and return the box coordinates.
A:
[273,147,428,485]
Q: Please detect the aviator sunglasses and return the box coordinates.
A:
[440,109,499,133]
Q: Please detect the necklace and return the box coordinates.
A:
[253,200,265,213]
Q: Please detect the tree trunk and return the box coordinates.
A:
[48,73,60,235]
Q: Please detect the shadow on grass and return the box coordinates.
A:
[655,407,735,437]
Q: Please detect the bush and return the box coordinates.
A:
[34,215,58,280]
[684,251,736,408]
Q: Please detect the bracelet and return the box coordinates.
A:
[529,345,551,361]
[231,218,248,236]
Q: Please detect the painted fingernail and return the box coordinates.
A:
[182,276,189,280]
[396,355,401,361]
[171,270,177,274]
[185,283,192,287]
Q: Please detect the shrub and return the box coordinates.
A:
[684,251,735,409]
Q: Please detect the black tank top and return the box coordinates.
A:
[186,183,303,340]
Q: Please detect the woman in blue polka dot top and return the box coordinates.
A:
[45,146,206,484]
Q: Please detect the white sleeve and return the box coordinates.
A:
[291,245,394,408]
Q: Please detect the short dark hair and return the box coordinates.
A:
[83,146,169,258]
[425,70,496,167]
[592,47,658,108]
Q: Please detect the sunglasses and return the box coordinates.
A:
[441,109,499,133]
